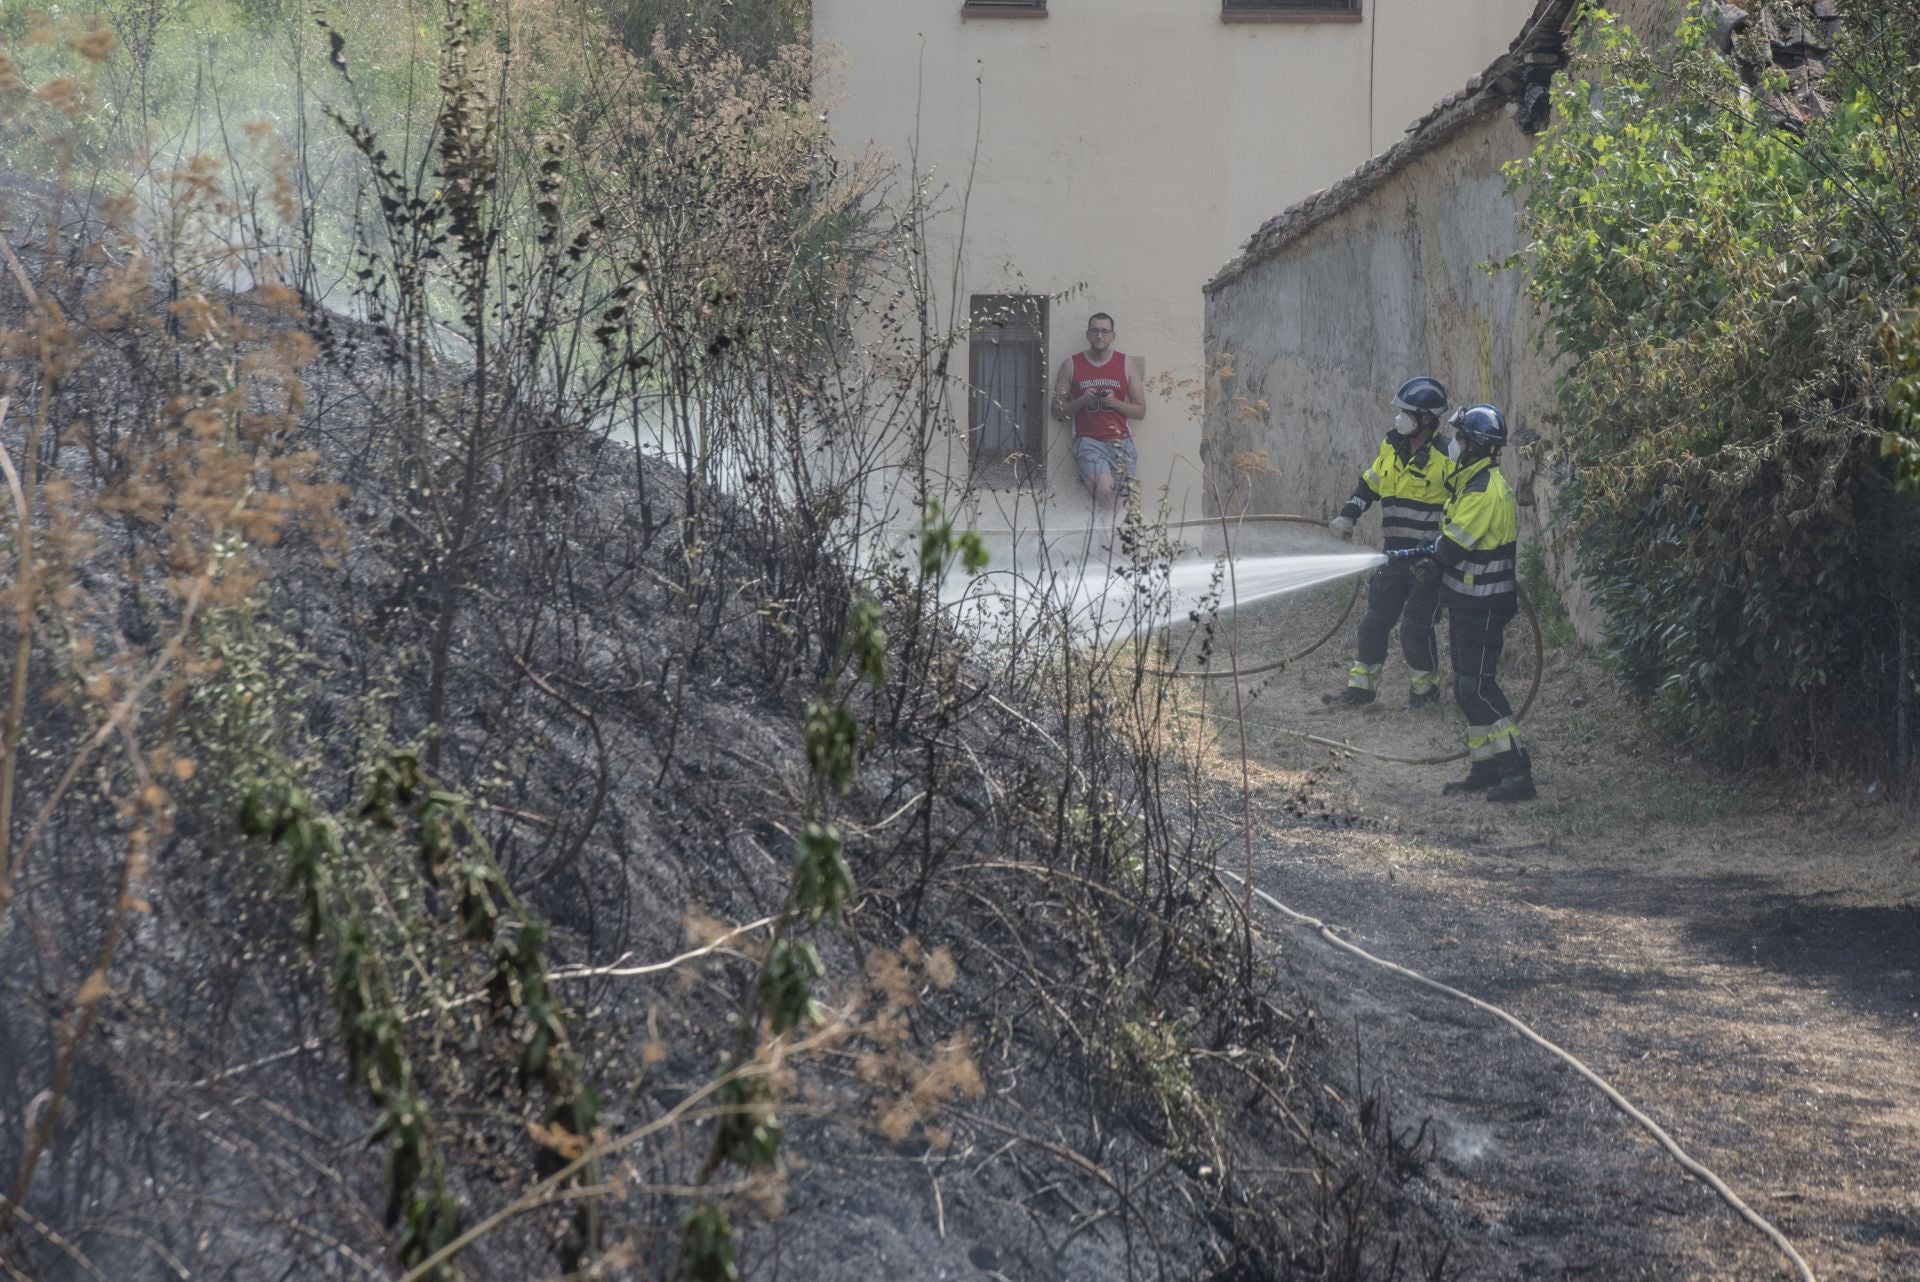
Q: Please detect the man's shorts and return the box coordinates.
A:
[1072,435,1137,492]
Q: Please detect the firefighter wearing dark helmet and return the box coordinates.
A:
[1324,376,1454,708]
[1433,403,1534,802]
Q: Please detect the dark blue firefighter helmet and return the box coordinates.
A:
[1450,403,1509,450]
[1391,376,1449,418]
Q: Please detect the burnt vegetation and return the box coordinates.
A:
[1,4,1458,1281]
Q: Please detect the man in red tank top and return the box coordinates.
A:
[1051,312,1146,516]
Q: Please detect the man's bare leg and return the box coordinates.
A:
[1091,472,1118,513]
[1088,471,1119,558]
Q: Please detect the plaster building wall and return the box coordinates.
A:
[813,0,1538,520]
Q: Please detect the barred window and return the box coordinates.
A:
[961,0,1046,18]
[968,295,1048,487]
[1223,0,1363,22]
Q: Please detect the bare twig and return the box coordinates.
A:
[397,1022,849,1282]
[0,1193,111,1282]
[0,489,255,931]
[11,726,158,1204]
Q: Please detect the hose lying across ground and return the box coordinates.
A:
[1219,868,1818,1282]
[1183,519,1816,1279]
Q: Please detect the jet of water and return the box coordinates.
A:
[1203,552,1391,606]
[943,548,1386,646]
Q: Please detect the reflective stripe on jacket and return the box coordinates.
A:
[1340,439,1454,551]
[1435,458,1518,605]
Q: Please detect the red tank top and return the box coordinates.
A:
[1070,351,1130,442]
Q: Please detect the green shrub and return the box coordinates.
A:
[1507,6,1920,767]
[1518,543,1578,651]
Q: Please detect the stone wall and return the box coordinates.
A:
[1199,0,1609,640]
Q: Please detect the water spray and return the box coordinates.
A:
[939,530,1383,646]
[927,514,1378,637]
[921,512,1544,762]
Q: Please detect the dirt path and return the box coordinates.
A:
[1200,595,1920,1279]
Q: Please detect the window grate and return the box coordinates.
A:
[968,295,1048,487]
[961,0,1047,16]
[1223,0,1363,20]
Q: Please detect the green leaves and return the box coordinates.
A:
[416,793,457,877]
[757,937,826,1033]
[357,750,424,830]
[845,597,887,691]
[803,697,860,795]
[676,1204,739,1282]
[915,501,989,580]
[712,1074,784,1171]
[395,1179,463,1278]
[238,747,596,1277]
[790,823,853,926]
[240,781,339,942]
[1504,5,1920,764]
[1881,295,1920,490]
[455,858,503,941]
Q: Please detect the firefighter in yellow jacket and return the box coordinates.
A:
[1324,376,1454,708]
[1431,403,1533,802]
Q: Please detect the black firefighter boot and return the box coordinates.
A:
[1486,750,1536,803]
[1442,758,1504,795]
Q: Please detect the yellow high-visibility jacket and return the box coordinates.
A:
[1338,438,1454,551]
[1336,437,1451,552]
[1435,457,1519,607]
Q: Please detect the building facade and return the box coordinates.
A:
[814,0,1539,519]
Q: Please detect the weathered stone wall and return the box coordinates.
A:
[1196,0,1701,644]
[1200,81,1600,640]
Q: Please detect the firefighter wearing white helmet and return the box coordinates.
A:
[1433,403,1533,802]
[1324,376,1455,708]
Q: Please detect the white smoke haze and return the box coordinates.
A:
[3,0,539,306]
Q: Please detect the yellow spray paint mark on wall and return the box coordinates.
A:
[1474,309,1495,406]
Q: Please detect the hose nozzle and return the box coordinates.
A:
[1384,541,1437,565]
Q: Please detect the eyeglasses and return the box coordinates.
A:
[1086,327,1113,336]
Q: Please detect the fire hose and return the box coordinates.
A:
[1220,869,1819,1282]
[1181,517,1815,1280]
[942,513,1815,1277]
[1143,514,1544,767]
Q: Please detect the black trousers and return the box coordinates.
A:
[1447,599,1518,728]
[1357,559,1442,672]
